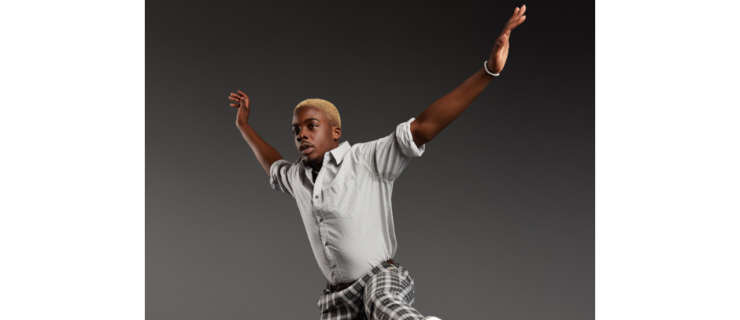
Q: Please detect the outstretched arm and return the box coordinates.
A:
[410,5,527,147]
[229,90,284,176]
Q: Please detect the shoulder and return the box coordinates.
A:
[347,134,391,156]
[270,157,303,174]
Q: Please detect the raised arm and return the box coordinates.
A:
[410,5,527,147]
[229,90,284,176]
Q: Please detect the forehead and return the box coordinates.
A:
[292,106,327,125]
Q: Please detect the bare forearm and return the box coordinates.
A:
[237,124,284,176]
[412,67,494,145]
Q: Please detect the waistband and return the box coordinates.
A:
[325,259,400,293]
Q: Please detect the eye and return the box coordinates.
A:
[309,124,317,129]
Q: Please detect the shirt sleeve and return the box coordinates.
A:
[357,117,426,181]
[269,159,296,197]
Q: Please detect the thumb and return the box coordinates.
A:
[497,34,507,46]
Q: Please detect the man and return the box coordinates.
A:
[228,5,526,320]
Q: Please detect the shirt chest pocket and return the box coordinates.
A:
[323,172,357,219]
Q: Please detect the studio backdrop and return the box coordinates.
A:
[146,1,594,319]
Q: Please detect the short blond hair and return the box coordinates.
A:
[294,98,341,129]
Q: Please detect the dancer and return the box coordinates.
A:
[228,5,527,320]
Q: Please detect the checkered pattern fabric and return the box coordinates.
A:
[317,260,426,320]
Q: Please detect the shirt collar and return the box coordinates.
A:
[329,141,351,165]
[301,141,352,172]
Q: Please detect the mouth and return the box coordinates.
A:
[300,145,314,155]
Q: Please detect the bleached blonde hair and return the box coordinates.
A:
[294,98,341,129]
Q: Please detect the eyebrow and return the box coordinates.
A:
[292,118,321,127]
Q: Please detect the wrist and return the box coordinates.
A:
[236,122,251,131]
[483,61,500,77]
[477,68,496,82]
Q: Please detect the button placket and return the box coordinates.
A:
[313,170,335,276]
[310,151,343,283]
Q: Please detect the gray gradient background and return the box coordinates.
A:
[147,0,593,319]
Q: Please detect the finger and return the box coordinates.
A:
[505,15,526,31]
[230,103,238,108]
[512,15,526,28]
[229,96,240,101]
[507,5,526,25]
[508,7,519,22]
[237,90,247,97]
[230,93,240,97]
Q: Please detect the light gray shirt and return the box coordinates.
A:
[269,117,426,284]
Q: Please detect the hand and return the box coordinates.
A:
[487,5,527,74]
[229,90,250,127]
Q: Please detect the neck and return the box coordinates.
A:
[306,156,323,172]
[306,141,339,172]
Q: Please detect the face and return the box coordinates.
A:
[292,106,341,168]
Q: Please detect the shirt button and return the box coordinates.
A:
[325,242,329,246]
[315,195,319,199]
[332,265,337,268]
[319,218,324,222]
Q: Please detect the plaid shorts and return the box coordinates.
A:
[317,260,425,320]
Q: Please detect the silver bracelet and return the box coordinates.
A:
[483,61,500,77]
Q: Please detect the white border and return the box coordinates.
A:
[1,0,739,319]
[0,1,145,319]
[597,0,740,319]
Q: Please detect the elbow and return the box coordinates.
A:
[410,121,434,146]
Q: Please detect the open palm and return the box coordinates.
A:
[487,5,527,74]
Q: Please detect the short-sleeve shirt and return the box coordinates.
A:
[269,117,426,284]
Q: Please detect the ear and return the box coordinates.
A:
[332,126,342,141]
